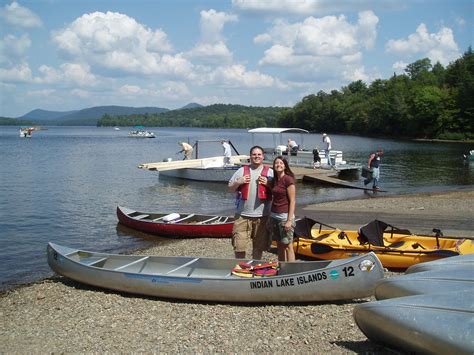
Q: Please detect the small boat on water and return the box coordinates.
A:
[128,130,155,138]
[116,206,234,238]
[19,127,34,137]
[353,290,473,354]
[47,242,384,302]
[292,218,474,269]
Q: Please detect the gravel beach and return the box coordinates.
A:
[1,188,473,353]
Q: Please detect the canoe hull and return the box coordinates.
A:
[47,243,384,303]
[117,206,233,238]
[406,253,474,274]
[374,267,474,300]
[354,291,474,354]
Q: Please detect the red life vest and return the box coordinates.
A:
[238,165,271,200]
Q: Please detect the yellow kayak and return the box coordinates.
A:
[293,218,474,269]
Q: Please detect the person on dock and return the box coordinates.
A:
[221,140,232,165]
[270,156,296,262]
[228,146,273,259]
[312,147,321,169]
[287,139,299,155]
[178,142,194,160]
[322,133,333,167]
[364,148,383,190]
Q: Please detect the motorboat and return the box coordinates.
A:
[248,128,360,172]
[128,130,155,138]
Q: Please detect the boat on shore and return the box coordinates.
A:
[248,128,361,172]
[353,290,473,354]
[47,242,384,303]
[292,218,473,269]
[116,206,234,238]
[139,140,249,182]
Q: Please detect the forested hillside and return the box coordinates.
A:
[279,49,474,140]
[97,104,285,128]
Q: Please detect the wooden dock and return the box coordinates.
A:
[291,166,383,191]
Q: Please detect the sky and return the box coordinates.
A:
[0,0,472,118]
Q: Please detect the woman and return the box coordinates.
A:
[270,156,296,262]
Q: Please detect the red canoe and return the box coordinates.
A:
[116,206,234,238]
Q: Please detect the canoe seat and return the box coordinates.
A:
[81,257,108,267]
[152,216,165,222]
[173,214,195,223]
[134,214,150,220]
[198,216,219,224]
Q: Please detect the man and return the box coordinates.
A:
[228,146,274,259]
[287,138,298,154]
[221,140,232,165]
[364,148,383,190]
[178,142,193,160]
[322,133,333,167]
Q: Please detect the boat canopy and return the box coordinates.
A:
[248,128,309,134]
[248,127,309,149]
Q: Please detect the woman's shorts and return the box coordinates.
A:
[270,217,295,245]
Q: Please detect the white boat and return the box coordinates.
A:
[47,242,384,303]
[248,128,360,172]
[114,127,120,131]
[406,253,474,274]
[19,127,33,138]
[128,130,155,138]
[139,140,249,182]
[354,290,474,354]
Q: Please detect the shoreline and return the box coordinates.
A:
[1,188,473,353]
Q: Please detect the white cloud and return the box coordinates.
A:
[0,33,31,64]
[0,1,42,28]
[232,0,400,16]
[386,23,460,65]
[187,9,237,64]
[51,11,193,77]
[257,11,378,84]
[0,62,32,82]
[119,81,190,101]
[35,62,97,86]
[204,64,279,89]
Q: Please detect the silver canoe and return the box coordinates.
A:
[375,266,474,300]
[406,253,474,274]
[47,242,384,303]
[353,290,474,354]
[159,166,239,182]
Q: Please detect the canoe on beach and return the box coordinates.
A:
[292,218,474,269]
[47,242,384,303]
[353,290,474,354]
[116,206,234,238]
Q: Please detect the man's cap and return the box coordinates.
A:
[322,133,327,136]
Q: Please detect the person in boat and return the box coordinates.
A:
[364,148,384,190]
[312,147,321,169]
[178,142,194,160]
[270,156,296,262]
[228,145,274,259]
[221,140,232,165]
[287,139,298,155]
[322,133,333,167]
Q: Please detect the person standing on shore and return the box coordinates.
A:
[228,146,273,259]
[178,142,193,160]
[322,133,333,167]
[364,148,383,190]
[270,156,296,262]
[221,140,232,165]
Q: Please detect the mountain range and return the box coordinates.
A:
[15,103,204,125]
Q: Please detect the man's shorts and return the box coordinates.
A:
[270,217,295,245]
[232,215,270,253]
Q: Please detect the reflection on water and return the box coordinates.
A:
[0,126,473,291]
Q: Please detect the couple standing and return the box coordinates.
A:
[228,146,296,262]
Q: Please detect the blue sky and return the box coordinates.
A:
[0,0,472,117]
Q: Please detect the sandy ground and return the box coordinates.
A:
[0,188,473,353]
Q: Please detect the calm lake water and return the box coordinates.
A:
[1,126,473,291]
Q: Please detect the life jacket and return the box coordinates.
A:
[238,165,271,200]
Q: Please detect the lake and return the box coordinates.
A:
[1,126,473,291]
